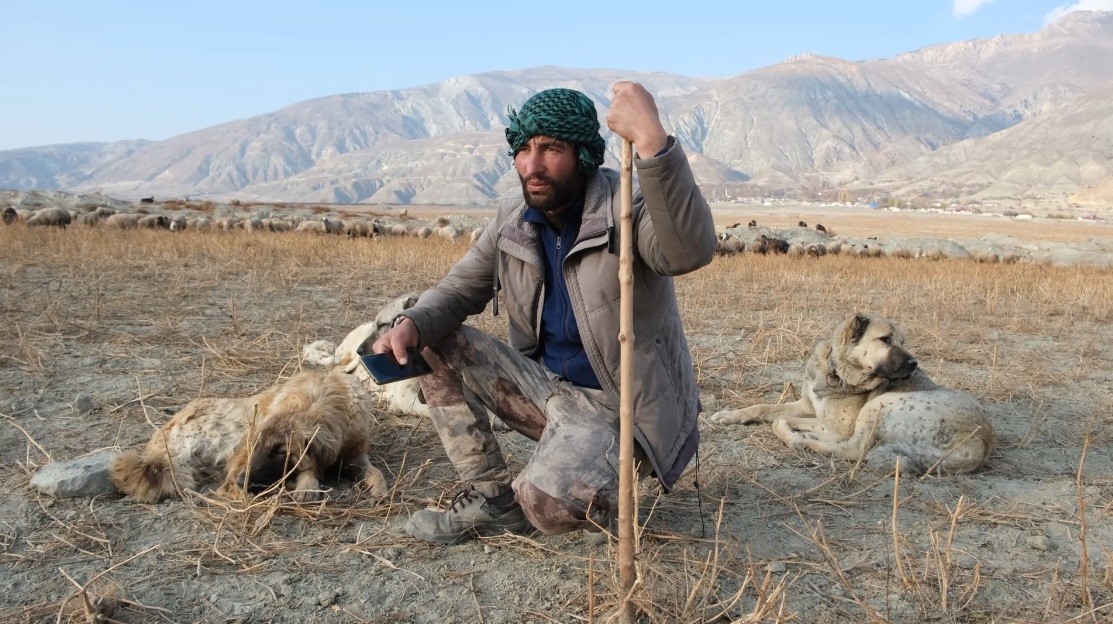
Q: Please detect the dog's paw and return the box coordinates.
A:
[359,468,389,498]
[289,488,325,503]
[708,410,745,425]
[301,340,338,367]
[786,432,818,450]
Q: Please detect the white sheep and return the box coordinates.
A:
[26,207,72,228]
[104,213,143,229]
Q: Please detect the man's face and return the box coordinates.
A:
[514,135,584,218]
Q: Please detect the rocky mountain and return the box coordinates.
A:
[1,11,1111,207]
[872,85,1113,203]
[0,140,150,190]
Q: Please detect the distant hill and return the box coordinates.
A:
[1,11,1111,209]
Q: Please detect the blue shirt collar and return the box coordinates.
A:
[524,199,585,230]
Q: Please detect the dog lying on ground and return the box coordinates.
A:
[302,291,429,418]
[110,366,387,503]
[709,313,995,475]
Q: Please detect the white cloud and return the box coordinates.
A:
[1044,0,1113,24]
[953,0,996,18]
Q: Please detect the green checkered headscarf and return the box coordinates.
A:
[505,88,607,173]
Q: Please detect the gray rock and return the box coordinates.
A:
[1026,534,1053,551]
[30,449,119,497]
[74,395,96,414]
[764,561,787,574]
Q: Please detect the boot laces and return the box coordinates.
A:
[448,487,481,513]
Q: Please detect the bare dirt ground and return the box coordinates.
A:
[1,208,1111,623]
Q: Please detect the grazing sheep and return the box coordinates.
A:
[763,234,790,254]
[169,216,188,231]
[323,217,344,235]
[188,217,214,231]
[27,207,73,228]
[434,216,450,227]
[140,196,155,204]
[389,224,408,237]
[749,236,768,255]
[747,220,758,228]
[94,206,116,218]
[727,222,740,229]
[436,225,460,241]
[971,250,999,264]
[242,217,265,233]
[137,214,170,229]
[296,220,328,234]
[797,220,808,228]
[104,213,143,229]
[264,218,292,233]
[816,223,828,233]
[76,212,103,227]
[3,206,29,224]
[414,226,432,239]
[716,234,745,256]
[345,220,376,238]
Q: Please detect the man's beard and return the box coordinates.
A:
[519,171,584,214]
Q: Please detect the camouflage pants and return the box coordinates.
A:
[418,325,647,535]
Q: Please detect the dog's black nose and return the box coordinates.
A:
[908,359,918,370]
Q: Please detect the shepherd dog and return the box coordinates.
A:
[110,367,387,503]
[709,313,995,475]
[301,291,429,418]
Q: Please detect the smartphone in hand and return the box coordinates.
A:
[359,349,433,385]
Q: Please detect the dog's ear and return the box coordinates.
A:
[846,313,871,345]
[403,292,420,310]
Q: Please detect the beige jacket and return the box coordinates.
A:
[403,140,716,488]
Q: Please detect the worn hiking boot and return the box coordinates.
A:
[582,506,615,546]
[404,486,530,545]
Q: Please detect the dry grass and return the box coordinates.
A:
[1,222,1111,623]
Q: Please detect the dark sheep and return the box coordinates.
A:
[747,220,758,228]
[140,196,155,204]
[798,220,808,228]
[137,214,170,229]
[816,223,828,233]
[762,234,790,254]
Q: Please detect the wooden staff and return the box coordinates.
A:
[617,138,636,623]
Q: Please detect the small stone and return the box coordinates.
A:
[30,450,118,497]
[764,561,787,574]
[1026,535,1052,551]
[75,395,96,414]
[1044,522,1073,541]
[317,590,338,607]
[483,545,492,555]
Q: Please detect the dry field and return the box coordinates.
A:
[0,216,1111,623]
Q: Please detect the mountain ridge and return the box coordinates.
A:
[2,11,1111,208]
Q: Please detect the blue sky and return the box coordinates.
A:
[1,0,1109,150]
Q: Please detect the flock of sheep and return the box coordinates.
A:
[714,219,1026,264]
[2,202,484,244]
[6,193,1103,267]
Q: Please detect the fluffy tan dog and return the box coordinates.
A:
[709,313,995,475]
[303,291,429,418]
[110,368,387,502]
